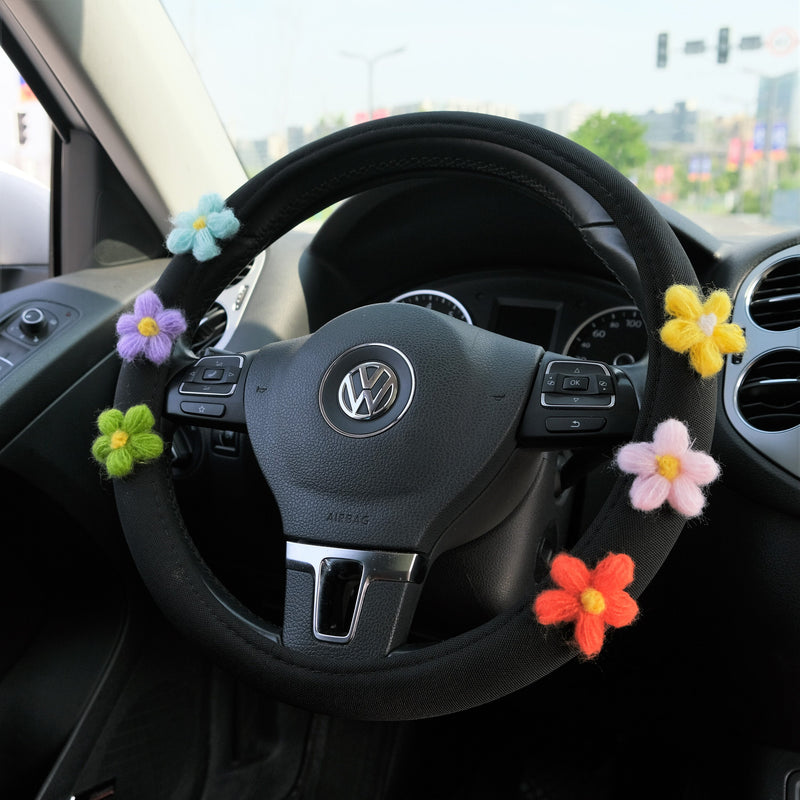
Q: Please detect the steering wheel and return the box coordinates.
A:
[111,112,714,721]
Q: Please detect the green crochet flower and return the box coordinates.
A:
[92,404,164,478]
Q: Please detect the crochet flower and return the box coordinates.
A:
[615,418,720,517]
[165,193,240,262]
[660,284,746,378]
[91,405,164,478]
[534,552,638,658]
[116,290,187,364]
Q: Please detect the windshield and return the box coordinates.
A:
[162,1,799,240]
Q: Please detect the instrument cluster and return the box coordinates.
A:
[389,285,648,365]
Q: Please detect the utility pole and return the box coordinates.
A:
[341,47,406,119]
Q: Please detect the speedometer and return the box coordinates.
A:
[390,289,473,324]
[564,306,647,365]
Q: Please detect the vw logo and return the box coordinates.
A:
[338,362,398,420]
[319,343,415,438]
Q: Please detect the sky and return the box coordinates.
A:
[161,0,800,140]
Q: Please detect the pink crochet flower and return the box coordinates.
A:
[615,419,719,517]
[116,290,187,365]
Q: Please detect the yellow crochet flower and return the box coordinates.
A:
[660,285,746,378]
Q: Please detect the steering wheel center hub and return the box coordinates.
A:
[320,343,415,436]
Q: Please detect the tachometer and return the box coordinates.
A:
[390,289,472,324]
[564,306,647,365]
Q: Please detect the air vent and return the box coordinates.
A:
[192,302,227,352]
[737,349,800,432]
[227,261,253,286]
[190,260,255,352]
[748,258,800,330]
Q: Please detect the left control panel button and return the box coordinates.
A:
[19,307,48,337]
[180,401,226,417]
[166,353,249,431]
[0,300,79,381]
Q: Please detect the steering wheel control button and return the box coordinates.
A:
[180,381,236,396]
[166,353,248,430]
[320,343,415,437]
[561,375,589,392]
[179,401,226,417]
[202,367,225,381]
[541,360,615,408]
[179,354,244,397]
[545,416,606,433]
[544,392,613,407]
[596,376,614,394]
[519,353,639,447]
[182,355,242,385]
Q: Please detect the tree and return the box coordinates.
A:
[570,112,649,175]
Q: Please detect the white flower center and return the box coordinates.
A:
[698,313,717,337]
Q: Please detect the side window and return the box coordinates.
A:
[0,47,51,291]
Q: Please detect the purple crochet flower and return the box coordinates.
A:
[116,290,187,365]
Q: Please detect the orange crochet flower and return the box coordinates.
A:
[533,552,639,658]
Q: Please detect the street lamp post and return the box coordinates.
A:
[741,67,781,217]
[341,46,406,119]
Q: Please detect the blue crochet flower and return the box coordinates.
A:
[165,193,240,262]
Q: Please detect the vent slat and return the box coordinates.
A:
[739,412,800,429]
[190,263,252,352]
[737,349,800,432]
[748,311,800,327]
[750,259,800,330]
[192,303,227,352]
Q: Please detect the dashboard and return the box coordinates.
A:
[294,176,653,368]
[388,283,646,366]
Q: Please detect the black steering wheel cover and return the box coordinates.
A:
[112,112,715,720]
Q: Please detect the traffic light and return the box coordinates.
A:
[683,40,706,55]
[656,32,668,68]
[16,112,28,144]
[739,35,762,51]
[717,27,730,63]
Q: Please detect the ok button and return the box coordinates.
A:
[561,376,589,391]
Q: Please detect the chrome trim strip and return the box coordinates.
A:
[286,541,423,644]
[722,243,800,479]
[389,287,473,324]
[214,250,266,351]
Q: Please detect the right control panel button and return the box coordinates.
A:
[541,360,615,408]
[519,352,639,448]
[545,416,607,433]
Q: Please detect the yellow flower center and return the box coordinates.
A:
[579,588,606,615]
[137,316,160,337]
[656,454,681,481]
[110,430,129,450]
[192,216,207,230]
[697,312,717,337]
